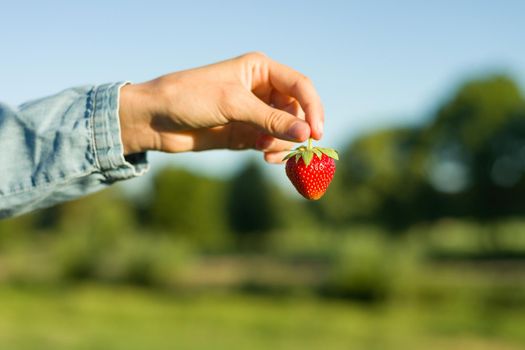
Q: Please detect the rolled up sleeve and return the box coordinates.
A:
[0,82,149,218]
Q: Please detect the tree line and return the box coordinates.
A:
[4,75,524,243]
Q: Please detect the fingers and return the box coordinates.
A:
[158,124,293,164]
[266,59,324,140]
[254,134,295,152]
[157,123,295,153]
[229,90,310,142]
[270,90,306,121]
[263,151,289,164]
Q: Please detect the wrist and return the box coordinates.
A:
[119,83,159,155]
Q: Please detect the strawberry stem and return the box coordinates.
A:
[307,138,312,150]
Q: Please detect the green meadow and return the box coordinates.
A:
[1,285,524,350]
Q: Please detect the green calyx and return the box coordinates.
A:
[282,138,339,167]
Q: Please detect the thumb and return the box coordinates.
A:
[231,92,310,142]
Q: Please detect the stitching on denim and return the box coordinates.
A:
[89,85,102,170]
[91,82,144,180]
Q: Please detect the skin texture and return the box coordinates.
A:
[118,52,324,164]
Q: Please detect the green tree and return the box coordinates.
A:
[315,127,419,228]
[52,189,137,235]
[325,75,525,228]
[417,75,525,220]
[227,161,278,237]
[146,167,230,249]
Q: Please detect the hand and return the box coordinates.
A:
[119,52,324,163]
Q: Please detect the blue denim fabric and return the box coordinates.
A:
[0,82,149,218]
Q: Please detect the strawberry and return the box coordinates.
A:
[283,138,338,200]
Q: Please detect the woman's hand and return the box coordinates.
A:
[119,52,324,163]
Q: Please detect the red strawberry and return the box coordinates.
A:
[283,139,338,200]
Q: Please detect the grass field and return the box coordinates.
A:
[0,285,524,350]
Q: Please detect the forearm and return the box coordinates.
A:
[0,83,148,218]
[0,53,323,218]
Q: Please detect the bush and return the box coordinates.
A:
[322,227,395,302]
[146,168,232,250]
[96,234,193,288]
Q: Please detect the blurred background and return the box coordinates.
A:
[1,1,525,349]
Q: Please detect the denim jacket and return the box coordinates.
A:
[0,82,149,218]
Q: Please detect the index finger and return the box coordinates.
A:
[266,59,324,140]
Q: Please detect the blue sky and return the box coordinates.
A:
[1,0,524,189]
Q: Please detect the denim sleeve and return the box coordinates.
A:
[0,82,149,219]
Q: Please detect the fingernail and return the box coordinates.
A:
[286,122,307,140]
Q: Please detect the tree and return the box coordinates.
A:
[418,75,525,219]
[227,160,278,237]
[146,167,230,248]
[326,75,525,228]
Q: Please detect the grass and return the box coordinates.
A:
[0,285,524,350]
